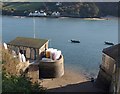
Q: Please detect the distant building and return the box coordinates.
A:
[56,2,62,6]
[29,10,47,17]
[51,11,60,17]
[97,44,120,93]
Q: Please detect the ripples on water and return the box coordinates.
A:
[2,16,118,77]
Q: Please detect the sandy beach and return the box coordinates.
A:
[39,69,106,92]
[40,68,88,89]
[27,67,106,92]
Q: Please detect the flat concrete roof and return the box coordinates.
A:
[7,37,48,49]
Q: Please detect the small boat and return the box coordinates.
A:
[104,41,114,45]
[71,39,80,43]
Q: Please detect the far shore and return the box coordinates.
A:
[2,15,117,20]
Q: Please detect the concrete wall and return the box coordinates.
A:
[97,69,112,89]
[97,53,116,90]
[116,68,120,94]
[110,68,120,94]
[101,53,120,94]
[101,53,116,76]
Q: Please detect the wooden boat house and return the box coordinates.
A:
[7,37,49,60]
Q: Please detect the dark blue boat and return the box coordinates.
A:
[71,39,80,43]
[104,41,114,45]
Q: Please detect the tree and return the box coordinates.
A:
[2,48,46,93]
[2,70,45,93]
[80,3,99,17]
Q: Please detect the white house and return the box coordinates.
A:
[51,11,60,17]
[29,10,47,17]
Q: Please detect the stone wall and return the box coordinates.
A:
[99,53,120,94]
[101,53,116,76]
[109,68,120,94]
[97,68,111,90]
[116,69,120,93]
[96,53,116,91]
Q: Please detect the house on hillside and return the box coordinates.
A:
[29,10,47,17]
[51,11,60,17]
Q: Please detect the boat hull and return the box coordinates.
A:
[71,40,80,43]
[104,42,114,45]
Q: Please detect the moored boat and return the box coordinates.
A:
[104,41,114,45]
[71,39,80,43]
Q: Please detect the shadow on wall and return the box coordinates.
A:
[47,81,109,93]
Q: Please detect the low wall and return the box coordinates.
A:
[39,55,64,78]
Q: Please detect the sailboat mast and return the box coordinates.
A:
[33,17,36,38]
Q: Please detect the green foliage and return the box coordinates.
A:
[2,2,118,17]
[3,2,45,12]
[2,2,47,16]
[96,2,118,17]
[80,3,99,17]
[2,48,45,93]
[2,70,45,93]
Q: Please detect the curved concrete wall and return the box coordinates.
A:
[39,55,64,78]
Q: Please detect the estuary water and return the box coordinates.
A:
[2,16,118,77]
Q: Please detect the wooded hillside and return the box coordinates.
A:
[2,2,118,17]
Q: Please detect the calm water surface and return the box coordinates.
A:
[2,16,118,77]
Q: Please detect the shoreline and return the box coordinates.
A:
[2,15,116,20]
[37,68,105,92]
[39,68,89,90]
